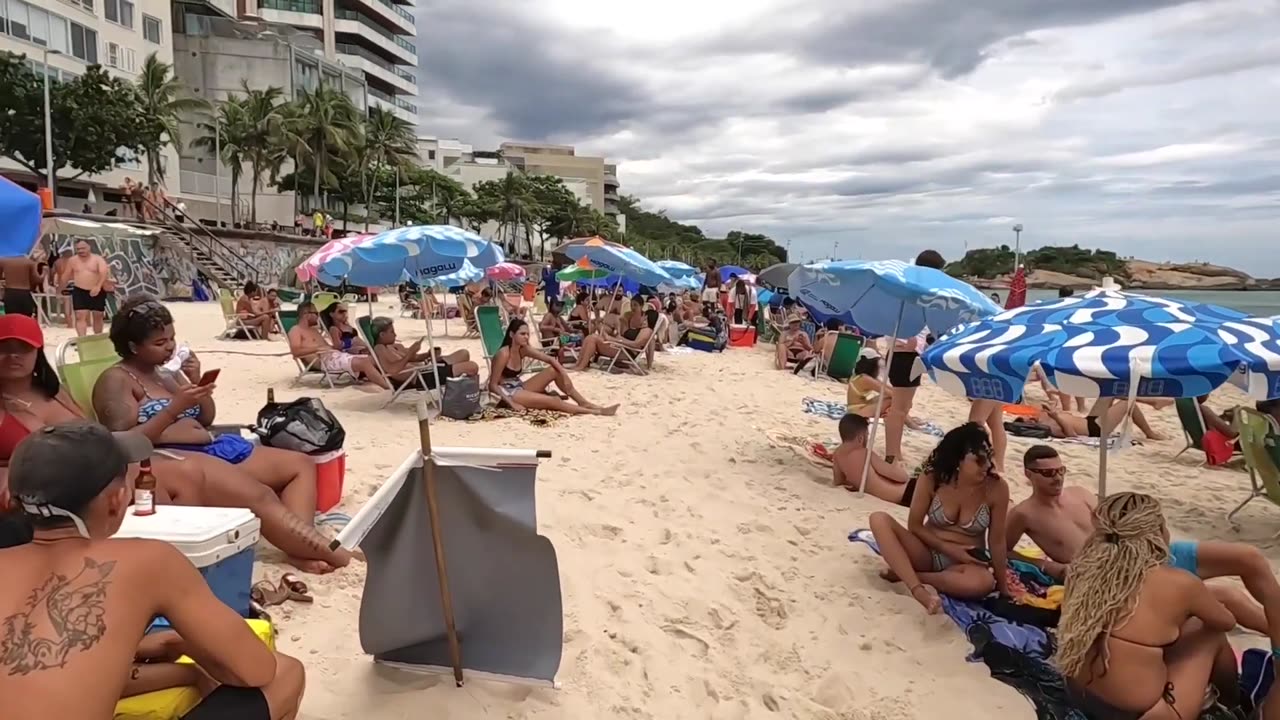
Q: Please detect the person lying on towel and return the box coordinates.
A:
[831,414,914,507]
[1006,445,1271,634]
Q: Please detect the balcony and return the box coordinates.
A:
[336,43,417,94]
[258,0,323,28]
[604,189,619,201]
[333,8,417,65]
[368,94,417,125]
[344,0,415,35]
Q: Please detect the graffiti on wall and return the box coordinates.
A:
[231,239,315,289]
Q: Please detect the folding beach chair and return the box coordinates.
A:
[1228,408,1280,530]
[1174,398,1211,466]
[594,327,657,375]
[311,292,339,312]
[54,334,120,420]
[475,305,506,374]
[357,316,440,408]
[457,293,481,338]
[815,333,864,381]
[278,309,354,388]
[219,288,262,340]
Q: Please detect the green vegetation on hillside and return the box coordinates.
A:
[946,244,1130,280]
[618,196,787,271]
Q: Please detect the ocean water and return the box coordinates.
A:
[1012,289,1280,318]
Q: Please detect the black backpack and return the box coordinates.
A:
[254,397,345,455]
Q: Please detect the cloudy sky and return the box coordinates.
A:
[416,0,1280,276]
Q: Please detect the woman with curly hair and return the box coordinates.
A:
[92,295,354,574]
[868,422,1011,613]
[1055,492,1238,719]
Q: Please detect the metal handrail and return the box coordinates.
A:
[143,196,258,285]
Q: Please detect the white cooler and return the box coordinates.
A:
[114,506,261,616]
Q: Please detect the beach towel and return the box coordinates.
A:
[765,429,833,469]
[801,398,945,437]
[439,406,562,427]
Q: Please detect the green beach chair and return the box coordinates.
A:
[279,309,349,388]
[1174,397,1209,465]
[475,305,505,373]
[357,315,437,407]
[54,334,120,420]
[1228,408,1280,531]
[819,333,864,381]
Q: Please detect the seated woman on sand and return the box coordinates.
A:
[1054,492,1239,719]
[234,280,276,338]
[868,422,1011,613]
[775,316,814,371]
[93,296,354,573]
[322,302,369,354]
[490,318,619,415]
[369,317,480,390]
[832,414,914,505]
[1037,398,1166,441]
[539,299,574,345]
[287,302,390,390]
[847,356,892,417]
[567,291,594,333]
[0,312,346,575]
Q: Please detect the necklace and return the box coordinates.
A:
[1,393,32,409]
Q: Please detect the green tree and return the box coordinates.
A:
[283,86,361,210]
[238,84,286,225]
[357,107,416,230]
[473,171,539,257]
[191,98,250,226]
[0,53,145,186]
[135,52,208,186]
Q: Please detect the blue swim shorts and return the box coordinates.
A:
[1168,540,1200,575]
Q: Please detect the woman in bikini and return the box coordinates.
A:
[1055,492,1239,720]
[0,313,347,575]
[1037,397,1166,442]
[92,296,353,573]
[322,303,368,354]
[868,422,1012,613]
[567,291,594,333]
[489,318,619,416]
[776,316,814,371]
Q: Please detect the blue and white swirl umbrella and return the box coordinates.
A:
[420,260,485,289]
[787,260,1001,338]
[314,225,504,286]
[564,239,674,288]
[656,260,698,279]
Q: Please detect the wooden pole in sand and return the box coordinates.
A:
[417,399,464,686]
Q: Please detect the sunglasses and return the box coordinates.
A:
[1028,466,1067,479]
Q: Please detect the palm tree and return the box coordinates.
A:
[487,171,539,257]
[358,107,416,230]
[136,52,208,186]
[283,86,361,213]
[191,98,249,226]
[239,83,286,226]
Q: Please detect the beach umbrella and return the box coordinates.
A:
[756,263,797,292]
[0,177,41,258]
[551,235,626,267]
[556,265,611,283]
[562,237,673,288]
[655,260,698,278]
[718,265,751,284]
[485,262,526,282]
[423,260,485,288]
[923,279,1280,495]
[296,233,375,283]
[788,259,1001,496]
[315,225,504,287]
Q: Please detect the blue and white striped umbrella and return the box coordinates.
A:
[787,260,1001,338]
[420,260,485,288]
[924,287,1280,401]
[656,260,698,279]
[563,240,674,288]
[314,225,504,286]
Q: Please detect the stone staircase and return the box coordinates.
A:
[144,198,257,292]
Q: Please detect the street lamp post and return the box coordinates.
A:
[214,119,223,227]
[1011,223,1024,273]
[41,49,61,199]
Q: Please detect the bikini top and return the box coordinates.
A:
[927,493,991,536]
[501,363,523,379]
[122,367,203,425]
[0,394,83,461]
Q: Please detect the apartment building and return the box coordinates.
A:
[248,0,417,127]
[0,0,180,209]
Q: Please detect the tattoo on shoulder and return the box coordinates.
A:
[1,557,117,675]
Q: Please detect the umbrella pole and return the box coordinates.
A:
[416,400,464,686]
[859,303,905,497]
[420,286,444,396]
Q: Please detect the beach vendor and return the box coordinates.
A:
[0,422,306,720]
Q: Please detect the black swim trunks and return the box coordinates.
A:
[2,288,37,318]
[1086,415,1102,438]
[70,286,108,313]
[180,685,270,720]
[887,351,921,388]
[896,476,918,508]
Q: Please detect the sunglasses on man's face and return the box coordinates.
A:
[1029,466,1067,479]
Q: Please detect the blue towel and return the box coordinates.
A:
[801,398,945,438]
[164,434,255,464]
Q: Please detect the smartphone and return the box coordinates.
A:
[197,369,221,386]
[966,548,992,563]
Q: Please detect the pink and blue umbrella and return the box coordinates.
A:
[314,225,503,286]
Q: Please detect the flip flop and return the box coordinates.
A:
[279,573,314,603]
[251,580,289,608]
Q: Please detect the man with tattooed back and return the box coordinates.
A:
[0,422,305,719]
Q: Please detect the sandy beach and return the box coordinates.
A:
[47,299,1276,720]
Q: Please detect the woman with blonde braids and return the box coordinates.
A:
[1056,492,1238,719]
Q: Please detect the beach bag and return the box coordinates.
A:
[254,397,345,455]
[440,376,482,420]
[1004,418,1052,439]
[685,329,722,352]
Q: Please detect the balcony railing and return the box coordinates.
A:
[333,7,416,54]
[259,0,321,13]
[395,97,417,114]
[357,0,413,23]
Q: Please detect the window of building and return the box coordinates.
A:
[8,0,29,40]
[57,0,94,12]
[27,4,49,46]
[142,13,161,43]
[49,14,69,54]
[104,0,133,27]
[0,0,8,35]
[69,21,97,63]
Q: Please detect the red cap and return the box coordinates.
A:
[0,314,43,348]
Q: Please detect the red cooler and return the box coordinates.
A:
[314,449,346,512]
[728,325,757,347]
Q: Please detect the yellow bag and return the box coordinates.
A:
[114,619,275,720]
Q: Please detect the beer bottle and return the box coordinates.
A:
[267,387,276,405]
[134,459,157,516]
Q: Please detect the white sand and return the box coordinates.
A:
[42,300,1274,720]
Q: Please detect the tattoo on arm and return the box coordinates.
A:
[1,557,116,675]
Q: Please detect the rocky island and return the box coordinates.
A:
[947,245,1280,291]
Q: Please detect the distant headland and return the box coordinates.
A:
[946,245,1280,291]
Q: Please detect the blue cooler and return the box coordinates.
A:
[114,506,261,616]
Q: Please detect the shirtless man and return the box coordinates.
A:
[369,316,478,390]
[234,282,276,339]
[67,239,112,336]
[286,302,389,390]
[701,261,721,304]
[0,422,305,720]
[51,248,74,329]
[832,413,915,506]
[0,254,43,318]
[1006,444,1274,634]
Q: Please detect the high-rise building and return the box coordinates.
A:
[499,142,617,217]
[0,0,180,207]
[249,0,417,127]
